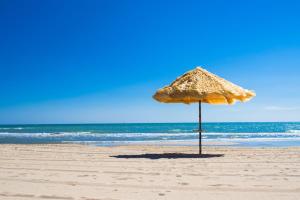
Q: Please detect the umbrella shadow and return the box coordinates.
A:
[111,153,224,159]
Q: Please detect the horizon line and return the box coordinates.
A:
[0,121,299,126]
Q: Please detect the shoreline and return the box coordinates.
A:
[0,144,299,200]
[63,138,300,148]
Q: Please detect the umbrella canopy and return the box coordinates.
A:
[153,66,255,105]
[153,66,255,155]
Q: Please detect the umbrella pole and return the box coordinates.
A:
[199,101,202,155]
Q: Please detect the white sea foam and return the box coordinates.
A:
[169,129,189,132]
[287,129,300,133]
[0,127,24,130]
[0,132,196,138]
[204,132,300,136]
[0,132,93,138]
[210,137,300,142]
[62,137,300,147]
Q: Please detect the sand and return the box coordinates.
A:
[0,144,299,200]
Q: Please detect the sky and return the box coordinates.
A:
[0,0,300,124]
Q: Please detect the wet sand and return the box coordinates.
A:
[0,144,299,200]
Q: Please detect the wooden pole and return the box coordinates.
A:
[199,101,202,155]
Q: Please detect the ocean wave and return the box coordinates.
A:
[0,131,195,138]
[205,132,300,136]
[0,131,300,139]
[0,131,94,138]
[169,129,181,132]
[287,129,300,133]
[1,131,300,147]
[211,137,300,142]
[169,129,190,132]
[0,127,24,130]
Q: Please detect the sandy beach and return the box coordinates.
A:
[0,144,299,200]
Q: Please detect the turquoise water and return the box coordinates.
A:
[0,122,300,147]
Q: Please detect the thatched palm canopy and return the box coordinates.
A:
[153,67,255,104]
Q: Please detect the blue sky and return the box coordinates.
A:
[0,0,300,124]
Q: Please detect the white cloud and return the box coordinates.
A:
[264,106,300,111]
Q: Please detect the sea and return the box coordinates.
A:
[0,122,300,147]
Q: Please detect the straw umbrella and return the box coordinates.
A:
[153,66,255,154]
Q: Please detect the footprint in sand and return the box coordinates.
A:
[179,182,189,186]
[78,175,89,177]
[209,184,223,187]
[39,195,74,200]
